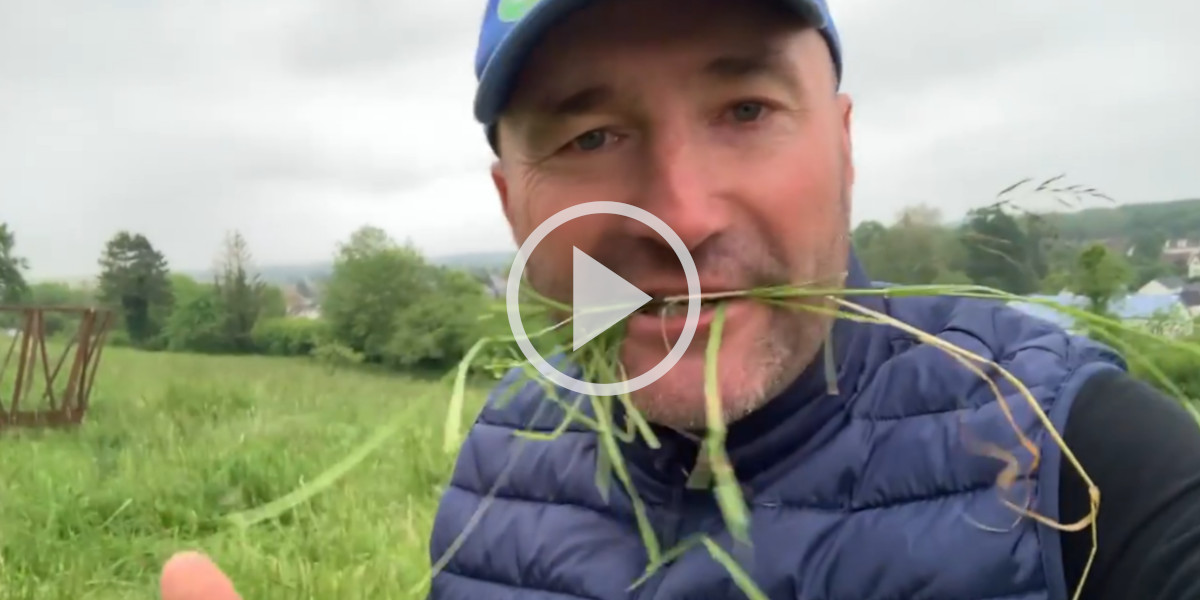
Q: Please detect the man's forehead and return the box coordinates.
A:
[529,32,823,111]
[517,41,802,115]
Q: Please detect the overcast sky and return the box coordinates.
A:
[2,0,1198,280]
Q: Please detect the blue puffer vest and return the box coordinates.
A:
[428,254,1126,600]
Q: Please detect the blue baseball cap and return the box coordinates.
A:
[472,0,843,129]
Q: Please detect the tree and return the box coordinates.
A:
[1040,269,1072,294]
[0,223,30,304]
[97,232,174,347]
[24,281,95,336]
[1129,229,1166,264]
[1070,243,1132,316]
[960,206,1040,294]
[161,274,223,353]
[260,285,287,320]
[164,282,226,353]
[170,273,207,303]
[26,281,91,306]
[320,226,439,361]
[1016,213,1055,283]
[856,205,966,285]
[212,231,269,353]
[1124,228,1174,289]
[386,267,491,369]
[852,220,887,250]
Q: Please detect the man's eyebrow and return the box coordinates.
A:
[702,45,802,91]
[534,85,615,118]
[526,44,798,116]
[513,44,803,139]
[508,85,614,150]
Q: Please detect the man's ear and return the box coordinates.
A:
[837,92,855,191]
[491,160,515,227]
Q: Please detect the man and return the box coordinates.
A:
[160,0,1200,598]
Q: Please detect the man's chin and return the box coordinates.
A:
[618,343,772,431]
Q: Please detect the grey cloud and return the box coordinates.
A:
[288,0,481,74]
[839,0,1200,100]
[840,0,1200,224]
[1,0,494,278]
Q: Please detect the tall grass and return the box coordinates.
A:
[0,346,490,599]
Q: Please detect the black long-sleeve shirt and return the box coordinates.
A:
[1060,368,1200,598]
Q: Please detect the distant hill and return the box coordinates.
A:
[253,262,333,285]
[1041,198,1200,242]
[176,250,516,287]
[431,251,514,271]
[174,262,331,286]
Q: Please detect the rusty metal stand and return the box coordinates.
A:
[0,306,114,430]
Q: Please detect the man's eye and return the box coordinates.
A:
[571,129,609,151]
[729,101,767,123]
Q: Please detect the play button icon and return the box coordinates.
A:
[506,201,701,397]
[571,247,652,351]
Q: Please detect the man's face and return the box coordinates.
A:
[491,0,855,431]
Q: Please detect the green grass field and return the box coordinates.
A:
[0,345,490,600]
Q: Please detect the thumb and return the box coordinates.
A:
[160,551,242,600]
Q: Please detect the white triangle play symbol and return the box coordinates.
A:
[572,247,652,351]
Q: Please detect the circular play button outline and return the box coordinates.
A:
[506,201,701,397]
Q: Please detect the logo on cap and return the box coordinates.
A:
[497,0,542,22]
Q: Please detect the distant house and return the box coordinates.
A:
[1161,238,1200,271]
[292,304,321,320]
[1139,276,1186,295]
[485,273,507,298]
[1095,237,1133,257]
[1163,238,1200,255]
[468,271,507,299]
[1113,295,1193,336]
[1137,238,1200,288]
[281,284,321,319]
[1009,291,1193,337]
[1177,283,1200,317]
[295,279,315,299]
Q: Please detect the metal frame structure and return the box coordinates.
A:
[0,305,114,430]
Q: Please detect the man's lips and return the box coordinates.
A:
[591,278,748,341]
[633,279,746,298]
[625,297,754,343]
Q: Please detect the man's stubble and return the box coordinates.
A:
[515,183,850,432]
[630,182,852,431]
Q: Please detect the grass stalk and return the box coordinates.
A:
[702,303,750,544]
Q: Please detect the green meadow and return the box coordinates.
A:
[0,345,489,600]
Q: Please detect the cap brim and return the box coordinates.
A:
[473,0,830,127]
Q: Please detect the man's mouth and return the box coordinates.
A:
[625,296,754,344]
[635,297,723,317]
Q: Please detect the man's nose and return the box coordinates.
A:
[620,129,730,253]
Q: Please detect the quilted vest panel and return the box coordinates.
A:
[428,290,1125,600]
